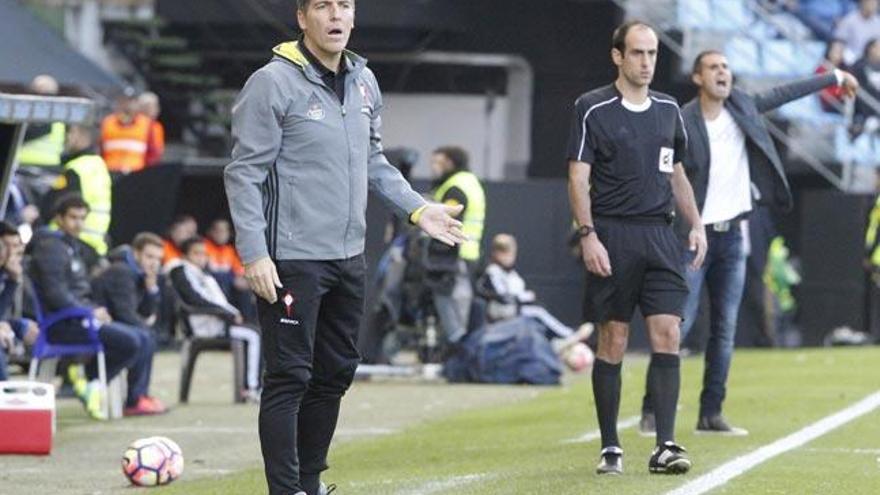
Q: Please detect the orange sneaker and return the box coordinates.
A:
[143,395,168,413]
[123,396,167,416]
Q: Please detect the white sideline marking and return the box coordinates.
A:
[396,473,487,495]
[562,414,641,444]
[804,447,880,455]
[666,390,880,495]
[67,425,396,437]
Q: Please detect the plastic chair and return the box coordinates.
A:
[27,304,123,419]
[169,283,245,404]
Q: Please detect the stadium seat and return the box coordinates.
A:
[711,0,752,32]
[763,40,797,76]
[677,0,712,29]
[27,302,124,419]
[725,36,761,76]
[171,284,246,405]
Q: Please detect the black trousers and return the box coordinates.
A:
[258,256,365,495]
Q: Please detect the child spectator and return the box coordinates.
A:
[477,233,591,345]
[168,237,261,401]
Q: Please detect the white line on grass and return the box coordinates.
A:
[804,447,880,455]
[562,414,642,444]
[396,473,488,495]
[67,425,396,437]
[666,390,880,495]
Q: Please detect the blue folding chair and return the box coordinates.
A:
[27,298,121,419]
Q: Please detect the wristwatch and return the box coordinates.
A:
[575,224,595,239]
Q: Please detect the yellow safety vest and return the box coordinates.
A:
[17,122,65,167]
[65,155,112,255]
[433,171,486,261]
[866,196,880,266]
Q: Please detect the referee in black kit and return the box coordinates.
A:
[567,21,707,475]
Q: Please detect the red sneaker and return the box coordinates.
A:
[143,395,168,413]
[123,396,167,416]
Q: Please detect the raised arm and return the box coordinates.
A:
[752,72,856,113]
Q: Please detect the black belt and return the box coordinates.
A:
[707,218,743,233]
[595,213,674,226]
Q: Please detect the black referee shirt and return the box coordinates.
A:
[567,84,687,219]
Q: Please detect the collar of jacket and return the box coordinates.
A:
[122,247,146,278]
[60,147,99,167]
[272,40,366,84]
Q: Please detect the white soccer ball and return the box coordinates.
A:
[562,342,595,373]
[121,436,185,487]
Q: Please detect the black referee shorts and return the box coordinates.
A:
[582,217,688,324]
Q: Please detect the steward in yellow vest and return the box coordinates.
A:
[429,146,486,263]
[17,74,65,168]
[18,122,66,168]
[44,125,112,255]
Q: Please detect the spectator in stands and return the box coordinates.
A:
[4,178,39,233]
[100,87,155,177]
[835,0,880,65]
[168,237,261,401]
[762,0,813,40]
[91,232,164,329]
[0,221,37,326]
[204,218,255,320]
[17,75,65,169]
[774,0,852,42]
[41,124,112,255]
[0,237,39,380]
[851,38,880,135]
[138,91,165,167]
[162,215,197,265]
[28,194,166,419]
[816,39,850,112]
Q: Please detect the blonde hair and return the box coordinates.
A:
[491,233,517,253]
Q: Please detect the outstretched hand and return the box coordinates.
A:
[417,204,468,246]
[839,70,859,99]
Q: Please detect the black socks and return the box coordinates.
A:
[592,359,623,449]
[648,353,681,446]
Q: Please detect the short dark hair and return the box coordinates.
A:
[612,20,655,54]
[132,232,164,252]
[180,236,206,256]
[434,146,469,171]
[53,193,90,218]
[0,221,18,238]
[692,49,724,75]
[296,0,310,11]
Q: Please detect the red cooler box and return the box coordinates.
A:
[0,381,55,455]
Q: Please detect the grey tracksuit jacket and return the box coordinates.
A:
[224,41,426,264]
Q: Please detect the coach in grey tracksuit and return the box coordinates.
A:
[224,3,465,494]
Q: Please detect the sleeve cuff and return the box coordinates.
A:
[409,205,428,225]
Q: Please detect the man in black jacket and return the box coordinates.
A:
[29,194,166,419]
[640,50,858,436]
[91,232,164,329]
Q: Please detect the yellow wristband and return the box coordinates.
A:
[409,205,428,224]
